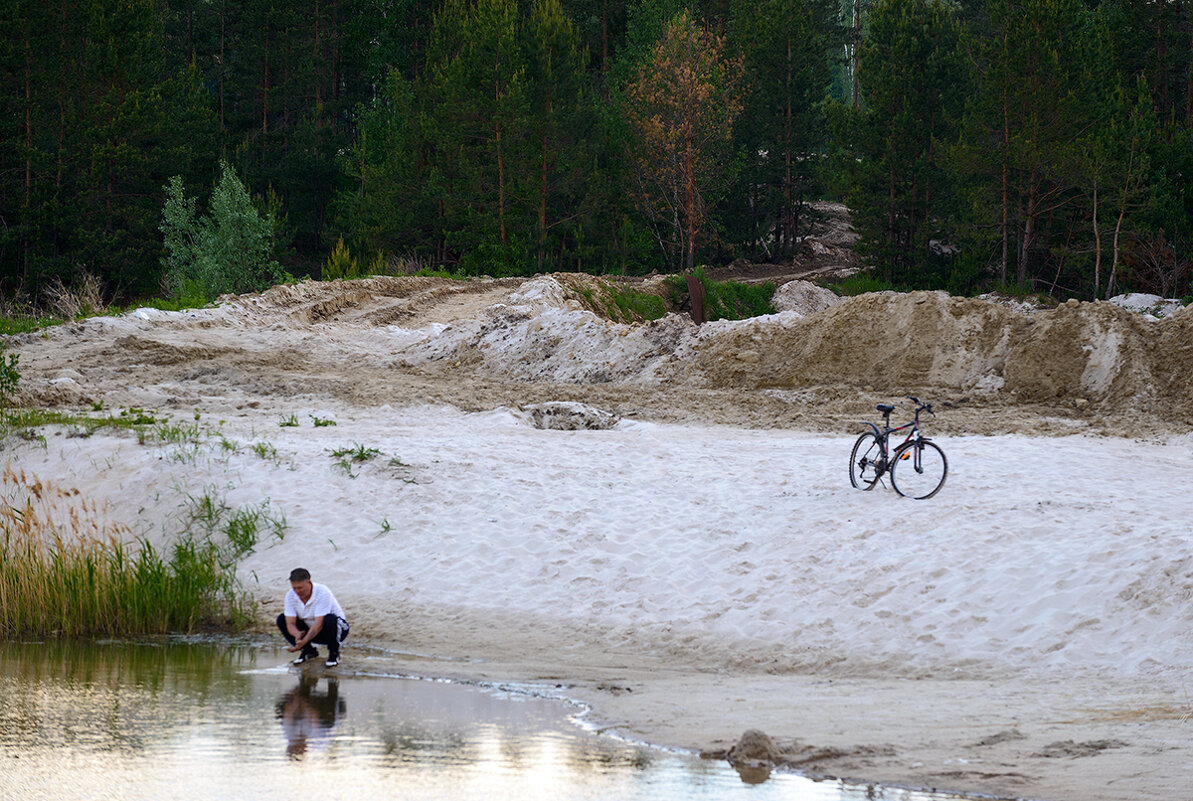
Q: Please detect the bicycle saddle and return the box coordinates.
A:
[876,404,895,413]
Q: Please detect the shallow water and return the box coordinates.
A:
[0,640,986,800]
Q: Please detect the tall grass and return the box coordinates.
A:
[666,267,777,320]
[0,465,253,637]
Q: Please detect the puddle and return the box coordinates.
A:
[0,640,993,800]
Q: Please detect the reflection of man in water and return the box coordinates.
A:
[276,567,350,666]
[276,676,345,759]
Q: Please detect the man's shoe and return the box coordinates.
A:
[293,648,318,665]
[326,656,339,668]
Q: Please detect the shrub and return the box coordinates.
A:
[42,271,108,319]
[160,161,283,302]
[0,342,19,409]
[322,236,360,281]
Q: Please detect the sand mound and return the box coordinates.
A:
[7,274,1191,432]
[662,290,1187,421]
[771,280,843,316]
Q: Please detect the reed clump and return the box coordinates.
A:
[0,465,253,637]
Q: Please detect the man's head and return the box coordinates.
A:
[289,567,313,602]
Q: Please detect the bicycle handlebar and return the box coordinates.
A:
[905,395,934,417]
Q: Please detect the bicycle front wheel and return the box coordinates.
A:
[890,440,948,499]
[849,432,884,490]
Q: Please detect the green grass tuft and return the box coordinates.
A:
[605,286,668,322]
[829,273,901,296]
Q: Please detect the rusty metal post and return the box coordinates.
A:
[685,273,705,325]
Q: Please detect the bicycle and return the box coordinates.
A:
[849,396,948,499]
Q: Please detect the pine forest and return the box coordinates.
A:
[2,0,1192,305]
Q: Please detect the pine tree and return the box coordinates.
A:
[622,10,744,271]
[160,161,282,301]
[422,0,533,273]
[834,0,965,280]
[728,0,838,259]
[524,0,593,270]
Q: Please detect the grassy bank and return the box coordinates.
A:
[0,465,255,637]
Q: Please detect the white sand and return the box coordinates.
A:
[5,275,1192,800]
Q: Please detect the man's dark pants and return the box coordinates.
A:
[276,613,349,660]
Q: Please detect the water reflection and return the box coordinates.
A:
[0,641,996,801]
[276,677,345,759]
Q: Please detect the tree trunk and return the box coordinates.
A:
[852,0,861,109]
[219,0,226,132]
[1019,178,1039,287]
[783,32,793,255]
[538,94,550,270]
[999,34,1010,286]
[1092,184,1101,299]
[923,108,936,257]
[1187,6,1192,129]
[24,37,32,214]
[887,160,896,259]
[684,131,696,271]
[1109,140,1140,298]
[262,26,270,134]
[315,0,322,109]
[1156,1,1169,123]
[331,0,339,131]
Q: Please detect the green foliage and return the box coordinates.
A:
[5,0,1193,300]
[278,414,299,427]
[0,314,64,335]
[1,406,173,441]
[142,421,203,447]
[666,267,776,320]
[322,237,361,281]
[832,0,967,282]
[726,0,839,259]
[604,286,668,321]
[160,162,283,302]
[830,273,901,296]
[309,415,337,427]
[0,343,19,408]
[250,441,279,462]
[329,443,382,477]
[184,491,287,559]
[412,267,470,279]
[622,10,745,272]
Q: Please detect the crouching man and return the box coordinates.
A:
[277,567,350,667]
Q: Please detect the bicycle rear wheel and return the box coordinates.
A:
[849,432,884,490]
[890,440,947,499]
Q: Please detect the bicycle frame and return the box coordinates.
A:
[857,401,930,476]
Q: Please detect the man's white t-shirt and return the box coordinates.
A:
[284,582,346,628]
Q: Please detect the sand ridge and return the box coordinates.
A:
[10,275,1193,437]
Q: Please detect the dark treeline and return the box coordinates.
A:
[2,0,1192,302]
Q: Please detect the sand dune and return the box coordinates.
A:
[4,276,1192,801]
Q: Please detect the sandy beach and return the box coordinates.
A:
[4,274,1191,800]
